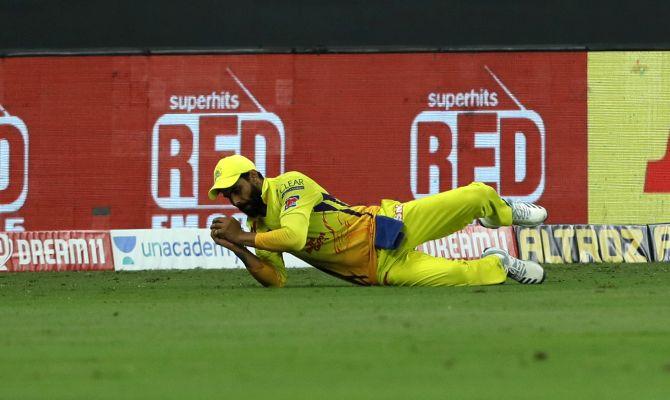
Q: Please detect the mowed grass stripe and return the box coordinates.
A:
[0,264,669,400]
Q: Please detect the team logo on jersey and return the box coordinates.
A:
[284,195,299,210]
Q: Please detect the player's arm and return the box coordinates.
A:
[254,213,310,252]
[254,181,322,252]
[210,233,286,288]
[212,175,321,253]
[212,214,308,252]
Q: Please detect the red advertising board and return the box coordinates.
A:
[0,231,113,272]
[0,53,587,231]
[417,225,518,260]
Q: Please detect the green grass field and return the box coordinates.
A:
[1,264,669,400]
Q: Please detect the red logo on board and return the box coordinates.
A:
[644,133,670,192]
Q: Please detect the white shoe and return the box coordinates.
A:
[482,247,546,284]
[479,200,547,228]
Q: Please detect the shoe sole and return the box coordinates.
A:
[480,216,548,228]
[514,220,547,227]
[519,270,546,284]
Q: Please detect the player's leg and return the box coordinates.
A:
[380,249,507,287]
[482,247,545,284]
[480,200,547,229]
[396,182,512,250]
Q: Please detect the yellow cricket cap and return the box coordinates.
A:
[207,155,256,200]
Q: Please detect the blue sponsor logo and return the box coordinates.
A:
[113,236,137,253]
[113,236,137,265]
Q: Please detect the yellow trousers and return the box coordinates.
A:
[376,182,512,287]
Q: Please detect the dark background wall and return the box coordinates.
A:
[1,0,670,54]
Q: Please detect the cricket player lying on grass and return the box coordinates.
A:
[209,155,547,287]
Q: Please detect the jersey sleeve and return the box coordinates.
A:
[255,173,323,252]
[255,248,287,285]
[247,219,287,284]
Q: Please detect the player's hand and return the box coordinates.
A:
[210,217,244,245]
[210,231,245,252]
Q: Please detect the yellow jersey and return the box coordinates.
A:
[248,171,380,285]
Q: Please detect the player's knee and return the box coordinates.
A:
[467,182,497,197]
[460,182,498,209]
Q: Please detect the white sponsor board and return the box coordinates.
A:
[110,228,310,271]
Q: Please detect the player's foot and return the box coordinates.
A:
[479,200,547,228]
[482,247,546,284]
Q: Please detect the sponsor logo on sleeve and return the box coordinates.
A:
[279,179,305,198]
[284,195,300,210]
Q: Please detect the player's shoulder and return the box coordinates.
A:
[272,171,318,189]
[270,171,325,201]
